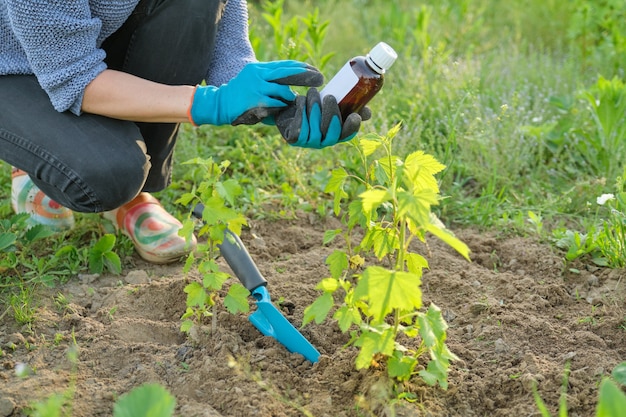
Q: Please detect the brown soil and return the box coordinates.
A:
[2,217,626,417]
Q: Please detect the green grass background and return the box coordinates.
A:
[2,0,626,279]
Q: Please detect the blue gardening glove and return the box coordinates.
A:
[274,88,371,148]
[188,61,323,126]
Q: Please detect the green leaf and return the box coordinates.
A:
[94,234,116,253]
[326,168,349,215]
[354,327,395,369]
[358,135,383,157]
[326,250,348,279]
[88,251,104,274]
[597,378,626,417]
[316,277,339,292]
[202,195,240,225]
[224,283,250,314]
[24,224,55,242]
[0,232,16,252]
[103,251,122,275]
[113,383,176,417]
[202,271,230,291]
[216,179,242,206]
[426,223,471,261]
[184,282,208,307]
[418,360,447,388]
[362,226,399,260]
[403,151,446,193]
[417,304,448,348]
[180,320,194,333]
[324,168,348,193]
[397,189,438,226]
[406,252,429,275]
[611,362,626,386]
[333,305,361,332]
[387,351,417,381]
[354,266,422,323]
[359,189,390,216]
[303,292,334,325]
[323,228,342,245]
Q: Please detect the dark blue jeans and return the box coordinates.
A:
[0,0,223,212]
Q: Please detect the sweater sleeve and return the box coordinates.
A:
[5,0,107,115]
[205,0,257,87]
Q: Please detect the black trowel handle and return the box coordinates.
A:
[192,203,267,292]
[218,228,268,292]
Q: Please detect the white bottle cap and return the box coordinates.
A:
[367,42,398,73]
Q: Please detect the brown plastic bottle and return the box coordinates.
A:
[320,42,397,119]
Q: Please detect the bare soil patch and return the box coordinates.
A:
[2,217,626,416]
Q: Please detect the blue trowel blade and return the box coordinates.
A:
[250,287,320,363]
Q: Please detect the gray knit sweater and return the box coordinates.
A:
[0,0,256,115]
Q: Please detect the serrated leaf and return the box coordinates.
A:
[354,266,422,323]
[354,327,395,369]
[406,252,429,275]
[202,271,230,291]
[333,305,361,332]
[202,195,239,225]
[403,151,446,193]
[326,250,348,279]
[361,227,399,260]
[397,190,438,226]
[418,361,443,387]
[113,383,176,417]
[359,189,390,216]
[303,292,334,325]
[179,218,196,247]
[387,351,417,381]
[24,224,55,242]
[358,137,383,157]
[324,168,348,193]
[323,229,342,245]
[224,283,250,314]
[184,282,208,307]
[216,179,242,206]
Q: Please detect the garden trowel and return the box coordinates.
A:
[192,204,320,363]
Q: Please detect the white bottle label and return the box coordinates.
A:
[320,62,359,102]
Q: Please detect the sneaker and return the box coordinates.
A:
[11,168,75,231]
[103,193,197,264]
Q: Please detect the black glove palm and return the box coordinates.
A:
[275,88,371,148]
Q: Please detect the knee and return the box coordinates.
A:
[67,149,150,213]
[91,154,151,212]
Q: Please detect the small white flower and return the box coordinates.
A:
[597,194,615,205]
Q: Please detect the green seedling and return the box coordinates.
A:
[533,362,626,417]
[304,124,470,390]
[88,234,121,275]
[177,157,250,334]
